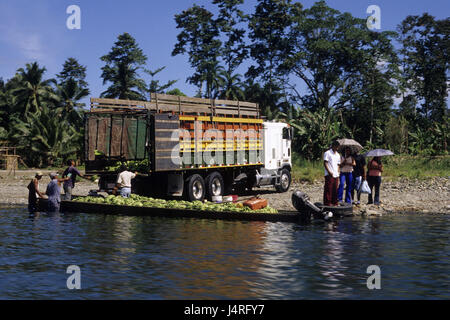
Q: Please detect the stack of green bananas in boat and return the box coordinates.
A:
[73,194,279,214]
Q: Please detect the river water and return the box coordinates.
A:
[0,205,448,299]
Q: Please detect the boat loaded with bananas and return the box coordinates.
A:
[39,93,352,223]
[36,193,352,223]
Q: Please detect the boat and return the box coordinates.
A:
[36,197,301,223]
[36,192,353,224]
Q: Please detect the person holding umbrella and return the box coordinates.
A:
[336,139,362,204]
[338,146,356,204]
[367,156,383,205]
[365,149,394,205]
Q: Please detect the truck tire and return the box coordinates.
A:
[205,172,224,200]
[276,169,291,193]
[185,174,206,202]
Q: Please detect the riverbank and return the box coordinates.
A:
[1,170,448,215]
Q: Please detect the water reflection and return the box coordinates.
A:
[162,220,266,299]
[0,206,448,299]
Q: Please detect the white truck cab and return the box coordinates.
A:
[248,121,292,192]
[263,121,292,171]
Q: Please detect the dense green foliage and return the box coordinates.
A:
[0,1,448,168]
[1,60,87,167]
[171,0,448,159]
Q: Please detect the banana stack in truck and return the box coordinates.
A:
[84,93,293,202]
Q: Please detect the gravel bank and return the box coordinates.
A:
[1,170,448,215]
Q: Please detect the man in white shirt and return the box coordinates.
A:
[114,165,137,198]
[323,140,341,206]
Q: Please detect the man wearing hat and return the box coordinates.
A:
[45,172,68,212]
[27,171,46,213]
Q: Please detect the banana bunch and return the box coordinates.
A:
[74,194,278,214]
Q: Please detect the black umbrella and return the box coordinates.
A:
[364,149,394,157]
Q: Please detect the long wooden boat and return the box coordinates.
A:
[36,197,353,223]
[37,198,303,223]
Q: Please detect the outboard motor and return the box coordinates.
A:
[292,191,333,221]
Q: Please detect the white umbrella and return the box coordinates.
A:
[364,149,394,157]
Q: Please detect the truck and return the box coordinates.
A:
[84,93,292,201]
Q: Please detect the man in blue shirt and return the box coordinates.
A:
[62,160,85,200]
[46,172,65,212]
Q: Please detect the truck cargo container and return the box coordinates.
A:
[84,93,292,201]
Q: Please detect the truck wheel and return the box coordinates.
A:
[185,174,206,202]
[205,172,224,200]
[276,169,291,193]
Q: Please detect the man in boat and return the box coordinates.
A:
[62,159,86,200]
[114,165,137,198]
[27,171,46,213]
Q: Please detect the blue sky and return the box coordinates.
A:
[0,0,448,106]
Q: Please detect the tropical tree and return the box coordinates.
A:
[0,78,8,133]
[247,0,299,85]
[10,62,59,116]
[246,0,299,111]
[9,107,81,167]
[244,79,289,120]
[217,69,245,100]
[165,88,187,96]
[279,1,381,111]
[341,30,400,146]
[100,33,148,100]
[172,4,222,98]
[398,14,449,125]
[56,78,89,127]
[288,107,351,160]
[57,57,89,90]
[384,115,409,154]
[213,0,248,74]
[144,66,177,96]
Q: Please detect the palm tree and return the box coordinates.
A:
[56,78,90,126]
[10,107,81,167]
[217,70,245,101]
[11,62,59,116]
[201,61,226,99]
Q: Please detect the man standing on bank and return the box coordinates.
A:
[62,159,85,200]
[323,140,341,206]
